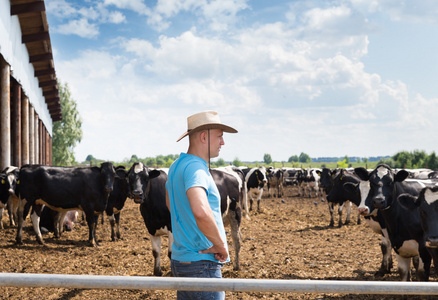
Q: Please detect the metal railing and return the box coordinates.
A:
[0,273,437,295]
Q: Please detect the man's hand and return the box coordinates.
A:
[198,244,228,262]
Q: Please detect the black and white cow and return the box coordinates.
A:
[0,166,20,227]
[128,162,169,276]
[355,164,432,281]
[15,162,116,247]
[215,166,247,218]
[304,168,321,198]
[105,166,130,241]
[325,169,361,227]
[295,169,307,197]
[210,169,243,271]
[240,167,268,211]
[128,162,244,275]
[398,186,438,268]
[343,177,393,276]
[266,167,284,198]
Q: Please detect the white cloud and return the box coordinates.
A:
[55,18,100,38]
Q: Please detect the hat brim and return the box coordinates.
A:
[176,123,237,142]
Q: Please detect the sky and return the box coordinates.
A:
[44,0,438,163]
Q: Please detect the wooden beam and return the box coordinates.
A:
[35,68,55,77]
[39,80,57,88]
[43,90,58,97]
[29,53,53,63]
[22,32,50,43]
[46,97,60,104]
[11,1,45,15]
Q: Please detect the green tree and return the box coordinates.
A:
[263,153,272,165]
[52,81,82,166]
[288,155,298,163]
[426,152,438,169]
[214,158,226,167]
[299,152,311,163]
[85,154,96,162]
[233,157,241,167]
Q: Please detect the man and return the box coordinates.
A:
[166,111,237,299]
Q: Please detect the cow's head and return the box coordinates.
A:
[100,162,117,194]
[255,167,267,188]
[0,166,19,205]
[355,164,409,211]
[399,186,438,248]
[127,162,160,204]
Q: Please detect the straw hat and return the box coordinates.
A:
[176,111,237,142]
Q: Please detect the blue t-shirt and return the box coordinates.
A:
[165,152,229,263]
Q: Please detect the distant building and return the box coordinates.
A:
[0,0,61,168]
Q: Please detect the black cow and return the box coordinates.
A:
[326,169,361,227]
[127,162,169,276]
[15,162,116,247]
[240,167,267,211]
[0,166,20,227]
[266,167,284,198]
[355,164,432,281]
[399,186,438,268]
[105,166,130,241]
[295,169,307,197]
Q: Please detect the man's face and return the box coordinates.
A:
[208,129,224,158]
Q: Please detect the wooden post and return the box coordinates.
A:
[12,81,21,167]
[0,57,11,170]
[34,113,39,164]
[29,105,35,164]
[21,96,29,165]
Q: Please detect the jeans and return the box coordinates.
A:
[171,259,225,300]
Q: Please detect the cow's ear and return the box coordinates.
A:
[354,167,369,181]
[394,170,409,182]
[149,170,161,179]
[343,182,358,194]
[315,170,321,176]
[115,169,127,179]
[398,193,419,210]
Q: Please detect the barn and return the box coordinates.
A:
[0,0,61,170]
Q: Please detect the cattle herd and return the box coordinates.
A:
[1,162,438,285]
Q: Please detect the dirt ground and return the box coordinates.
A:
[0,186,435,300]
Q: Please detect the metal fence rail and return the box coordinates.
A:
[0,273,438,295]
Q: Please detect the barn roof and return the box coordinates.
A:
[10,0,61,122]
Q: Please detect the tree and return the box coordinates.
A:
[263,153,272,165]
[288,155,298,163]
[214,158,226,167]
[52,81,83,166]
[85,154,96,162]
[299,152,311,163]
[233,157,241,167]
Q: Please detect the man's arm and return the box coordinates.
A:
[187,186,228,262]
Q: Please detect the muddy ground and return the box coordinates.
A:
[0,186,435,300]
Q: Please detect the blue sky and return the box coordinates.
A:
[45,0,438,163]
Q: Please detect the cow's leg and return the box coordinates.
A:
[168,232,173,261]
[115,212,121,240]
[415,248,431,281]
[108,213,117,241]
[337,202,345,228]
[86,213,99,247]
[327,202,335,227]
[375,235,393,276]
[30,205,44,244]
[7,196,16,226]
[229,207,242,271]
[249,198,253,211]
[0,207,4,229]
[150,234,162,276]
[54,211,67,238]
[396,254,411,281]
[15,199,27,245]
[343,201,352,225]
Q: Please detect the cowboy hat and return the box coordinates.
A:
[177,111,237,142]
